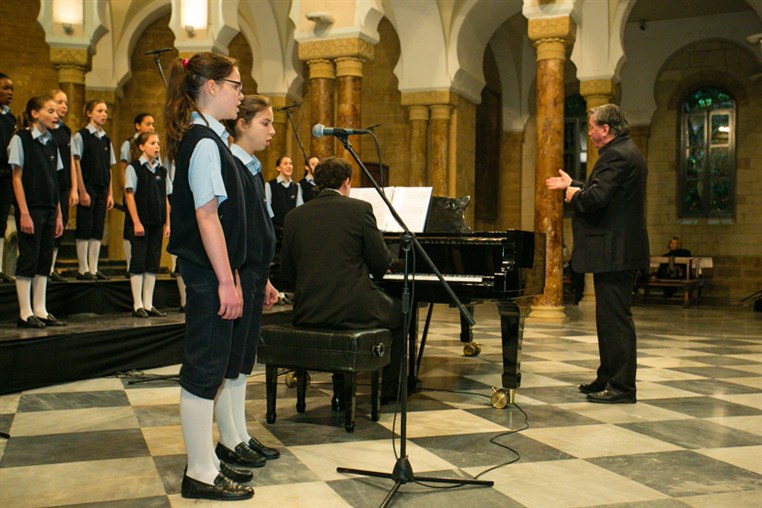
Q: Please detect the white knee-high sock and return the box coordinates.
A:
[15,276,33,319]
[180,388,218,484]
[130,274,144,311]
[214,379,243,450]
[76,239,89,274]
[88,240,101,274]
[123,239,131,270]
[170,253,177,273]
[0,238,5,272]
[230,374,252,443]
[177,274,187,307]
[32,275,49,318]
[143,273,156,310]
[50,248,58,275]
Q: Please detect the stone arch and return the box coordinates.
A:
[113,0,171,92]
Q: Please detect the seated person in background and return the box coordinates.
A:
[279,156,403,406]
[657,236,692,297]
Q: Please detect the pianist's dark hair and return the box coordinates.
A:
[314,156,352,191]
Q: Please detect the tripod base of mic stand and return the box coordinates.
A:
[337,456,493,508]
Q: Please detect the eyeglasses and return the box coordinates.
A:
[220,79,243,93]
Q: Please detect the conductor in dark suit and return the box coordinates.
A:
[547,104,649,404]
[280,156,403,404]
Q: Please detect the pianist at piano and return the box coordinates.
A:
[279,156,405,405]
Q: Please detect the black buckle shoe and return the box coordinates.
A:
[76,272,96,281]
[215,443,266,468]
[132,308,149,318]
[248,436,280,460]
[586,389,637,404]
[94,270,110,281]
[220,462,253,483]
[17,316,46,329]
[181,473,253,500]
[49,272,67,283]
[579,381,607,394]
[38,314,67,326]
[146,306,167,317]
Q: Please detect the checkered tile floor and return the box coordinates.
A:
[1,303,761,507]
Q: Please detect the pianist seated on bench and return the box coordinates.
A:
[279,157,404,405]
[656,236,691,297]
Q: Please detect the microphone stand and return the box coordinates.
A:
[332,134,493,507]
[282,107,309,168]
[149,52,168,87]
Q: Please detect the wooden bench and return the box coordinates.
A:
[643,256,712,308]
[257,325,392,433]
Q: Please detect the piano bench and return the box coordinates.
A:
[258,325,392,433]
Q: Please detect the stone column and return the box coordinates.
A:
[50,47,90,131]
[335,57,364,186]
[307,59,335,161]
[407,105,429,187]
[265,96,289,182]
[527,17,575,321]
[429,105,452,196]
[577,79,614,307]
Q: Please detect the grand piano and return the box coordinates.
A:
[270,196,545,403]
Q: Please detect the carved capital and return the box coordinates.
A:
[50,47,90,84]
[308,59,335,80]
[580,79,614,107]
[528,17,576,61]
[335,57,364,78]
[298,38,374,62]
[407,105,429,122]
[429,104,453,121]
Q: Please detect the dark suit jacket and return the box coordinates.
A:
[280,190,401,329]
[570,134,650,273]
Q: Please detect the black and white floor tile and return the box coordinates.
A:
[1,303,761,507]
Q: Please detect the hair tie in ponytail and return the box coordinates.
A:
[182,58,189,68]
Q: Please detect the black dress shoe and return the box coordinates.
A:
[216,443,266,468]
[17,316,46,329]
[38,314,67,326]
[146,306,167,317]
[94,270,110,280]
[179,305,185,313]
[132,308,149,318]
[76,272,96,281]
[49,272,67,283]
[579,381,607,394]
[587,389,636,404]
[181,473,253,501]
[248,436,280,460]
[220,462,253,483]
[331,395,346,412]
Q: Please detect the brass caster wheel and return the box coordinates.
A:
[463,341,482,357]
[490,387,515,408]
[285,371,297,388]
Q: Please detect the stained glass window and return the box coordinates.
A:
[679,87,735,218]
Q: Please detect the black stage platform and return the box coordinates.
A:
[0,278,292,395]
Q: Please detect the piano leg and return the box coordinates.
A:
[497,300,527,400]
[459,305,474,343]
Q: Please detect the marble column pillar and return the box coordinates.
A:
[407,105,429,187]
[307,59,335,161]
[335,57,364,186]
[527,17,575,321]
[577,79,614,308]
[429,105,452,196]
[50,47,90,131]
[265,96,289,182]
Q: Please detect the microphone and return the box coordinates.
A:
[275,103,301,112]
[312,124,369,138]
[145,47,174,55]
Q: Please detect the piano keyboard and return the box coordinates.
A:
[383,273,485,283]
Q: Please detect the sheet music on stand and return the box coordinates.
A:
[349,186,433,233]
